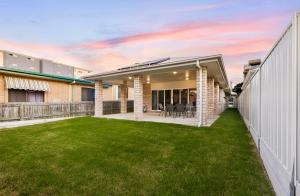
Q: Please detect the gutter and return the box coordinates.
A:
[0,66,94,85]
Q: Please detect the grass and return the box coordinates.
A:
[0,109,273,195]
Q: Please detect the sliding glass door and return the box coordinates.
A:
[152,91,158,110]
[165,90,171,105]
[181,89,188,105]
[151,88,197,110]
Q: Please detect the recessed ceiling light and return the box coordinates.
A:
[128,76,132,80]
[173,71,177,75]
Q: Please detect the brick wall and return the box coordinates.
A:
[120,82,127,113]
[134,76,143,119]
[95,80,103,117]
[196,66,208,125]
[143,83,151,111]
[207,78,215,120]
[214,83,220,115]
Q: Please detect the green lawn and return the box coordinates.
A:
[0,109,273,195]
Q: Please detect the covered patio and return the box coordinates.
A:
[85,55,229,126]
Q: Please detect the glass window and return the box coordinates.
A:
[189,88,197,106]
[173,89,180,105]
[152,91,158,110]
[8,89,44,102]
[81,88,95,101]
[8,89,26,102]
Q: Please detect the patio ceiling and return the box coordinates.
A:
[85,55,229,89]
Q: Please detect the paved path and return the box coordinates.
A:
[0,117,73,129]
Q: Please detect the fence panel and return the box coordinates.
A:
[249,71,260,147]
[238,20,298,196]
[0,102,95,121]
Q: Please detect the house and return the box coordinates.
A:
[0,50,96,103]
[85,55,230,126]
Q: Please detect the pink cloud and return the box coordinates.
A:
[75,14,284,51]
[0,11,291,83]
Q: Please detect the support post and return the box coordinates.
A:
[196,66,207,126]
[133,75,143,120]
[120,81,128,113]
[94,80,103,117]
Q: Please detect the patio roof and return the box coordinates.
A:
[84,55,229,90]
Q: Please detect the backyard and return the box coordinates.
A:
[0,109,273,195]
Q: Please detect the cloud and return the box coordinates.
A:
[0,11,291,83]
[173,2,223,12]
[74,14,284,51]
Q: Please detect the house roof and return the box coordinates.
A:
[0,66,96,86]
[84,55,229,89]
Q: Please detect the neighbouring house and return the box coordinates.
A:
[0,50,97,103]
[0,66,97,103]
[0,50,91,78]
[0,50,133,103]
[241,59,261,91]
[85,55,230,126]
[243,59,261,79]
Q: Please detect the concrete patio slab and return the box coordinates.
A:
[100,112,218,127]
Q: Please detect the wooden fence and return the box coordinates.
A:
[0,100,134,121]
[0,102,95,121]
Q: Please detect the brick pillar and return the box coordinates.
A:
[143,83,151,112]
[207,78,214,120]
[120,81,127,113]
[214,82,220,115]
[196,66,207,126]
[95,80,103,117]
[134,75,143,120]
[219,88,225,112]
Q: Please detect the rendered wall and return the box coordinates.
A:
[41,60,74,77]
[3,52,40,72]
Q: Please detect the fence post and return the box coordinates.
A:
[19,103,24,120]
[69,103,71,117]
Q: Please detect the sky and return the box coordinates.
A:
[0,0,299,85]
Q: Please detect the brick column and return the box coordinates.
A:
[196,66,207,126]
[214,82,220,115]
[219,88,225,112]
[143,83,151,111]
[134,75,143,120]
[207,78,215,120]
[94,80,103,117]
[120,81,127,113]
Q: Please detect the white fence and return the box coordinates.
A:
[238,13,300,196]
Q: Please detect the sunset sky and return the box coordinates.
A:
[0,0,299,85]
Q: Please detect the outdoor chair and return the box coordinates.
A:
[165,104,175,117]
[175,104,186,118]
[158,103,165,116]
[185,104,195,118]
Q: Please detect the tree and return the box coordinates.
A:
[232,82,243,95]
